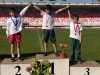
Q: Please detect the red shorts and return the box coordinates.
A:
[8,33,21,44]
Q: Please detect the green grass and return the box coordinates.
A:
[0,28,100,63]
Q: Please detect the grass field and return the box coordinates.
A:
[0,28,100,63]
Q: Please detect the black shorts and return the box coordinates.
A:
[43,29,56,43]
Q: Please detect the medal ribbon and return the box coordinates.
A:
[46,14,50,24]
[74,22,78,33]
[11,18,18,27]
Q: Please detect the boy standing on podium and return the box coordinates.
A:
[67,6,82,64]
[6,2,32,62]
[32,4,69,56]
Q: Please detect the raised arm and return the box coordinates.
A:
[56,5,69,14]
[6,20,10,38]
[68,9,72,20]
[20,2,32,17]
[33,5,42,13]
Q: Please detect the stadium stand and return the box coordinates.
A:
[0,10,100,26]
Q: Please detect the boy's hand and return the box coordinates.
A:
[65,5,69,9]
[80,39,82,44]
[28,2,32,6]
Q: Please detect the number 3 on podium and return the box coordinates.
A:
[84,68,90,75]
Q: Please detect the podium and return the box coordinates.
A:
[1,58,32,75]
[36,54,69,75]
[1,54,100,75]
[70,61,100,75]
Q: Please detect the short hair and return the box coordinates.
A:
[72,14,79,20]
[9,8,16,12]
[45,4,52,10]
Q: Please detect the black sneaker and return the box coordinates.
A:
[69,61,75,65]
[55,52,59,57]
[43,52,47,56]
[11,57,15,62]
[18,57,23,61]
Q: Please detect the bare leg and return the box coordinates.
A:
[52,42,57,52]
[43,42,48,56]
[44,42,48,52]
[53,42,59,56]
[11,43,15,57]
[16,43,20,57]
[16,43,23,61]
[10,43,15,62]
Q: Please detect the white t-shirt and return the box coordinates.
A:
[41,11,56,29]
[69,21,82,40]
[6,6,29,36]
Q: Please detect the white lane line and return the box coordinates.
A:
[37,29,44,52]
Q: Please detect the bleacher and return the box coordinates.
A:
[0,11,100,26]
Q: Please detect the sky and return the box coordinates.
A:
[0,0,98,3]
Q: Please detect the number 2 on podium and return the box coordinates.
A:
[14,66,21,75]
[14,63,55,75]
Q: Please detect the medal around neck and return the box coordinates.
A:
[46,24,48,27]
[46,15,50,28]
[11,18,18,27]
[11,18,18,31]
[74,22,78,36]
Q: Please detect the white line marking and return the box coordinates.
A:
[37,29,44,52]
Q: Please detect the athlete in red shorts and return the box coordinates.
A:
[6,2,32,62]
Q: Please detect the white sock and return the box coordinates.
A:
[55,50,57,53]
[17,54,20,58]
[44,50,47,52]
[12,54,14,57]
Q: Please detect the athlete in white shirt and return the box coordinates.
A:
[6,2,32,62]
[33,4,69,56]
[68,7,82,64]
